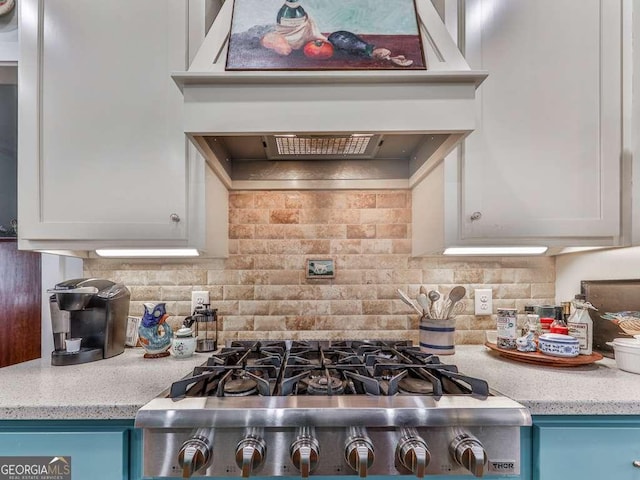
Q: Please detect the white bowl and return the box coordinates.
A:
[607,338,640,374]
[538,333,579,357]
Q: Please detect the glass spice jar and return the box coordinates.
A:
[540,317,554,334]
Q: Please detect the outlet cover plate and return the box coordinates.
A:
[474,288,493,315]
[191,290,210,314]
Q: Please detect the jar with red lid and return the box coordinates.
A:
[540,317,554,334]
[550,325,569,335]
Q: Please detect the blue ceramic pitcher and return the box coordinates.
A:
[138,302,173,358]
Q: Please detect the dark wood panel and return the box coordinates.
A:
[0,239,41,367]
[582,279,640,358]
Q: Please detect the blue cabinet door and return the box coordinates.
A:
[0,430,128,480]
[534,418,640,480]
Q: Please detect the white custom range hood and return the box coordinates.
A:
[174,0,487,190]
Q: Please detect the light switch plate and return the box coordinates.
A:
[474,288,493,315]
[191,290,210,314]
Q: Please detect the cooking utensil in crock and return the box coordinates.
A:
[397,289,422,316]
[444,286,466,318]
[428,290,440,318]
[416,293,429,315]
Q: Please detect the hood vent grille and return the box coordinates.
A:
[267,134,380,160]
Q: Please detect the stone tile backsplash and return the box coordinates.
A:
[84,190,555,345]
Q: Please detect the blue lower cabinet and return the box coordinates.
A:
[4,415,640,479]
[0,421,132,480]
[532,416,640,480]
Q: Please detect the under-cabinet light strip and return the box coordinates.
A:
[443,246,548,255]
[95,248,200,257]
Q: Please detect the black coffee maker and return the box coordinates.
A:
[48,278,130,366]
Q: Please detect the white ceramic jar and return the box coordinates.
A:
[172,326,197,358]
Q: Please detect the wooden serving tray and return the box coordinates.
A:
[484,341,603,367]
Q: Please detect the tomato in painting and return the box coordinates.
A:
[303,40,334,60]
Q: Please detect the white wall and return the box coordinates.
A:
[556,247,640,302]
[40,254,83,364]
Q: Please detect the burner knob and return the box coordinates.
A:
[290,427,320,478]
[178,429,214,478]
[396,428,431,478]
[449,433,488,478]
[235,432,267,477]
[345,427,375,478]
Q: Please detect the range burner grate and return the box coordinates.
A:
[166,340,489,399]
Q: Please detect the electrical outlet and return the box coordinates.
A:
[474,288,493,315]
[191,290,210,314]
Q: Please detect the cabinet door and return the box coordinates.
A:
[534,424,640,480]
[19,0,189,242]
[461,0,622,241]
[0,430,128,480]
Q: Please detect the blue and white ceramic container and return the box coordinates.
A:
[420,318,455,355]
[538,333,580,358]
[172,326,197,358]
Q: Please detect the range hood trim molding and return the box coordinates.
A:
[182,82,479,135]
[172,70,488,89]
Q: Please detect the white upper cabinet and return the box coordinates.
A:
[18,0,223,253]
[413,0,628,254]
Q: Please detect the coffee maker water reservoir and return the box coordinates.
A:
[48,278,130,366]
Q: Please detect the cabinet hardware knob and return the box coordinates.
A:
[633,460,640,468]
[170,213,181,223]
[470,212,482,221]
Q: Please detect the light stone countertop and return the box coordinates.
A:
[0,348,206,420]
[1,345,639,420]
[448,345,640,415]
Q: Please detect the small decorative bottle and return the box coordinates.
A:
[276,0,307,27]
[562,301,572,323]
[550,302,570,334]
[566,294,596,355]
[526,313,541,339]
[521,306,535,336]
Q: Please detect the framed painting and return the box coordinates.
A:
[306,259,335,279]
[226,0,426,71]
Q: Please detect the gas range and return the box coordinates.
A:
[135,340,531,478]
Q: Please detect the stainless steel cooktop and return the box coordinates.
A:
[135,340,531,478]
